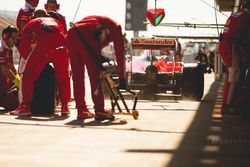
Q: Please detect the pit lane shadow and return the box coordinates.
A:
[15,113,69,121]
[14,107,75,121]
[121,91,183,101]
[65,118,127,127]
[125,78,250,167]
[0,109,9,114]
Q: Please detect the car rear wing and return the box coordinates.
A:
[131,38,176,50]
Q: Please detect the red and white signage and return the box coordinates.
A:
[131,38,176,50]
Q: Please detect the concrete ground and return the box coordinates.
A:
[0,73,250,167]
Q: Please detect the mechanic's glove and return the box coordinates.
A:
[0,66,20,89]
[41,23,52,32]
[13,74,20,89]
[118,78,126,89]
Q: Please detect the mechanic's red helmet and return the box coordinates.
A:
[25,0,39,7]
[45,0,60,11]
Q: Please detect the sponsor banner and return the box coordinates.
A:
[131,38,176,50]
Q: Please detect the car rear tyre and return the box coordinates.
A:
[183,65,204,101]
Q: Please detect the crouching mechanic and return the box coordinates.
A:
[10,10,71,116]
[218,0,250,113]
[66,15,126,120]
[0,26,19,111]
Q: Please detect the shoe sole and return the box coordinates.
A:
[95,115,115,121]
[77,116,94,120]
[18,113,32,116]
[9,112,31,116]
[9,112,19,115]
[77,112,95,120]
[61,112,70,116]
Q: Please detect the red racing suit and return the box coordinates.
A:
[46,11,67,34]
[219,8,250,105]
[16,3,36,33]
[0,40,19,110]
[56,12,67,34]
[18,17,70,105]
[66,15,125,112]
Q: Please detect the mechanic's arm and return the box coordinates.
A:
[0,65,20,88]
[112,26,125,76]
[225,13,248,42]
[0,65,15,81]
[19,28,33,59]
[9,62,18,75]
[112,26,126,88]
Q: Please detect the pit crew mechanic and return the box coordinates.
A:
[44,0,67,34]
[0,26,19,111]
[11,10,71,116]
[219,0,250,112]
[16,0,39,33]
[66,15,126,120]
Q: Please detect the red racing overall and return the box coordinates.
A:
[66,16,125,117]
[44,0,67,33]
[17,17,70,114]
[55,13,67,34]
[16,0,39,33]
[0,41,19,110]
[219,8,250,105]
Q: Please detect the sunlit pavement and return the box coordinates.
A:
[0,73,250,167]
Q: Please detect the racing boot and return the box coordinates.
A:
[95,109,115,121]
[77,109,95,120]
[10,101,31,116]
[61,103,70,116]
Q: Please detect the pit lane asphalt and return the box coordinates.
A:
[1,73,250,167]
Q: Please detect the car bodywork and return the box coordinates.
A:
[126,38,204,100]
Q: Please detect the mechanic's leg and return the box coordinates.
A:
[85,63,104,113]
[227,45,240,105]
[67,46,88,109]
[85,57,114,121]
[11,59,48,115]
[67,29,95,119]
[52,48,71,115]
[0,92,18,111]
[226,69,239,104]
[69,50,95,119]
[223,71,230,105]
[222,44,240,112]
[222,70,237,113]
[0,77,18,110]
[227,82,236,105]
[20,47,50,101]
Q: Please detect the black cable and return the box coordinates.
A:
[72,0,82,22]
[214,0,221,37]
[199,0,229,18]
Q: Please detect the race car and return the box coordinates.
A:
[126,37,204,101]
